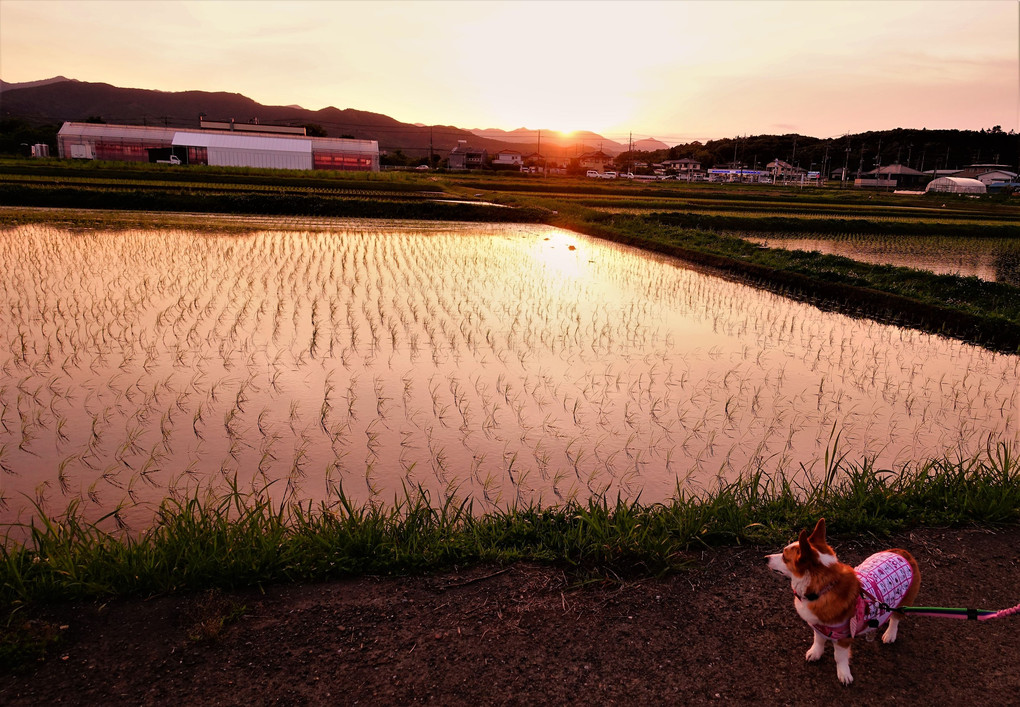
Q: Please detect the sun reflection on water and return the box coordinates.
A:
[531,230,591,283]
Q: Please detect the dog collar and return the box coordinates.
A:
[794,579,837,602]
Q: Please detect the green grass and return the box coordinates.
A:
[641,210,1020,239]
[0,182,548,223]
[0,157,436,190]
[2,443,1017,612]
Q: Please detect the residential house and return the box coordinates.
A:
[766,159,806,181]
[577,150,614,173]
[973,169,1018,186]
[492,150,524,169]
[522,152,557,174]
[448,142,488,170]
[661,158,701,177]
[860,163,927,189]
[954,164,1016,182]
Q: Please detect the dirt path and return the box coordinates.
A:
[2,525,1018,706]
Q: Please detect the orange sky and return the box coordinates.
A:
[1,0,1017,143]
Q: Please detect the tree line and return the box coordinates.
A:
[617,127,1019,175]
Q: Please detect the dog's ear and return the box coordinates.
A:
[808,518,827,546]
[797,528,814,562]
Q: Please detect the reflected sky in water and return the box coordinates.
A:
[1,220,1017,531]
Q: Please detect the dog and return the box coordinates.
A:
[766,518,920,685]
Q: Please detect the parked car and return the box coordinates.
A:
[586,170,601,178]
[602,171,618,179]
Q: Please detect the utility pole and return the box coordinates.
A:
[536,130,542,175]
[429,126,434,168]
[843,135,851,188]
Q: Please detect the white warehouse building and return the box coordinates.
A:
[57,121,380,172]
[174,131,314,170]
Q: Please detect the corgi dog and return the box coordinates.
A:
[766,518,920,685]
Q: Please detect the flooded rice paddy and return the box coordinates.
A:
[1,220,1018,530]
[743,234,1020,285]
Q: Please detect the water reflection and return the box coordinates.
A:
[0,221,1017,530]
[743,234,1019,285]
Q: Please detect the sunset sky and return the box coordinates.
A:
[1,0,1016,143]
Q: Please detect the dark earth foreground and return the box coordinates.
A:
[2,525,1018,706]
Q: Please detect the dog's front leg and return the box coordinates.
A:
[833,640,853,685]
[805,629,827,662]
[882,614,901,643]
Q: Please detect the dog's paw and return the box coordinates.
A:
[837,665,854,685]
[881,623,899,644]
[805,644,825,662]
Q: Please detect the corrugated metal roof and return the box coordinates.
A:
[869,164,925,176]
[173,132,311,153]
[311,137,379,154]
[57,121,378,158]
[58,122,177,141]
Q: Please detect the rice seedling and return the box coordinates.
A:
[0,220,1016,536]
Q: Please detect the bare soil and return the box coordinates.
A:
[2,526,1018,706]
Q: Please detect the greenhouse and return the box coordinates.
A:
[925,177,987,194]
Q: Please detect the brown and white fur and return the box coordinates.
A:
[766,518,921,685]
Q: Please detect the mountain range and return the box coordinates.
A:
[468,128,667,155]
[4,77,1013,171]
[0,77,655,157]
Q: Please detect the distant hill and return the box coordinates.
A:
[633,137,669,152]
[470,128,629,156]
[0,76,76,92]
[0,78,527,158]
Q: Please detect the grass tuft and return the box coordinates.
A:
[2,443,1018,612]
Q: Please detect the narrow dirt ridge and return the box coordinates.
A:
[2,525,1018,705]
